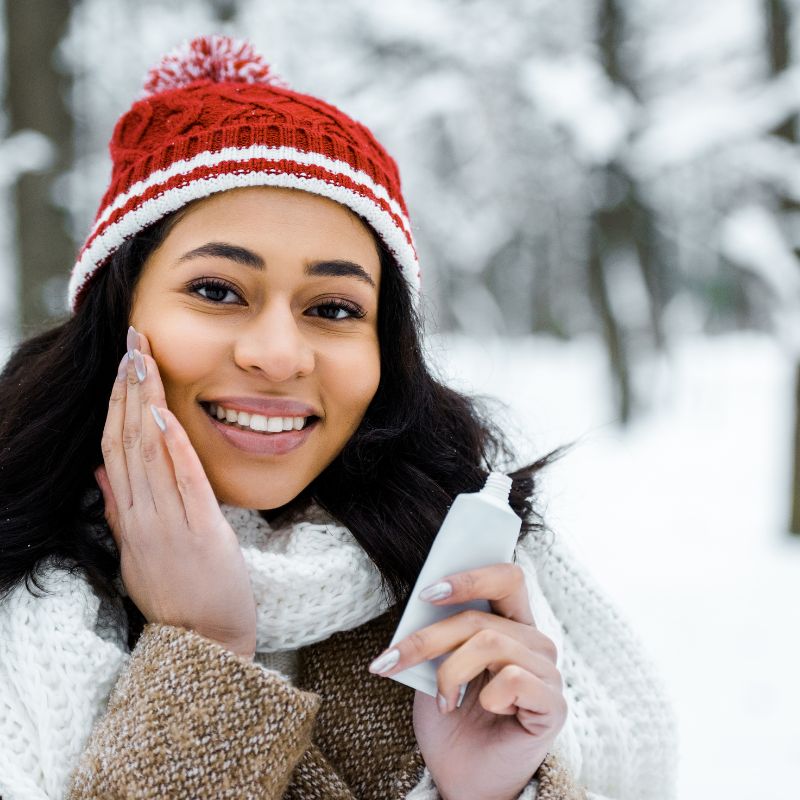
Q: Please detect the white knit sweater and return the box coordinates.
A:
[0,501,679,799]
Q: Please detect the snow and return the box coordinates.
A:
[521,55,638,165]
[427,329,800,798]
[720,204,800,301]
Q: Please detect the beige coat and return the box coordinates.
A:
[67,603,586,799]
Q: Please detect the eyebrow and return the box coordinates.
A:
[175,241,377,289]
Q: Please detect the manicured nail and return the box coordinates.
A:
[127,326,139,359]
[368,648,400,674]
[150,405,167,433]
[132,349,146,382]
[116,353,128,380]
[456,683,467,708]
[419,581,452,601]
[437,691,449,714]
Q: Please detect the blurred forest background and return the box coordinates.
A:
[2,2,800,796]
[3,0,797,391]
[2,0,798,401]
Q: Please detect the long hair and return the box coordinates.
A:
[0,207,576,648]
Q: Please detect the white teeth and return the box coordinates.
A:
[206,401,313,434]
[249,414,267,432]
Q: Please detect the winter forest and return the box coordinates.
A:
[1,0,799,796]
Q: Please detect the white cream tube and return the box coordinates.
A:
[387,472,522,707]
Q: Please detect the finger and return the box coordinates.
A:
[123,349,155,511]
[368,608,556,677]
[133,351,185,521]
[101,353,135,513]
[434,629,563,712]
[418,562,535,626]
[478,665,567,729]
[150,405,223,532]
[127,325,152,358]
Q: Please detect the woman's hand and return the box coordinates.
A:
[368,564,567,800]
[94,327,257,660]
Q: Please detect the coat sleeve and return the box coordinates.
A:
[66,622,322,800]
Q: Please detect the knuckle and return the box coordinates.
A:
[122,426,141,449]
[501,663,528,688]
[474,627,504,652]
[459,571,478,596]
[140,438,159,463]
[100,435,116,458]
[539,635,559,661]
[509,562,526,586]
[461,609,485,630]
[406,630,428,656]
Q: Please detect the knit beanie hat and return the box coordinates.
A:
[67,34,420,313]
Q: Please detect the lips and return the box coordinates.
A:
[199,401,320,456]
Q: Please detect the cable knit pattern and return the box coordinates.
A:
[220,502,391,651]
[67,623,321,799]
[0,501,678,799]
[517,531,680,799]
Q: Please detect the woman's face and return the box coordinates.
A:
[129,186,381,509]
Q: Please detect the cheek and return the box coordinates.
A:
[324,341,381,418]
[149,331,224,406]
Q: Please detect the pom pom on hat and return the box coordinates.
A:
[142,34,287,96]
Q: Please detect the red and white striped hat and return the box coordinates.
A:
[68,34,420,312]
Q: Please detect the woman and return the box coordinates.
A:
[0,36,678,799]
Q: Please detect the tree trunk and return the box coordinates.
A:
[765,0,800,534]
[5,0,74,334]
[591,0,667,425]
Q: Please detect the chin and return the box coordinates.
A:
[210,477,309,511]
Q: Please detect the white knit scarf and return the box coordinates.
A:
[219,502,393,653]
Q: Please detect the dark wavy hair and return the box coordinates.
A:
[0,204,576,648]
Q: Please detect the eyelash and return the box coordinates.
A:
[186,278,367,321]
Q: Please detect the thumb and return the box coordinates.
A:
[94,465,121,549]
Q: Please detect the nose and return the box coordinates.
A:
[232,298,315,381]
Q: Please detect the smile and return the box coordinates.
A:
[199,401,320,456]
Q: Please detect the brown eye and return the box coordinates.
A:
[307,300,366,321]
[188,278,242,304]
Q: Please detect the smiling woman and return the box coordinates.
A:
[129,187,383,508]
[0,35,677,800]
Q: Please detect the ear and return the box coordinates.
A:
[94,465,121,548]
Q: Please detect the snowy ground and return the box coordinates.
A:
[428,330,800,799]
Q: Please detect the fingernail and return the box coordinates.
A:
[116,353,128,380]
[150,405,167,433]
[456,682,467,708]
[133,349,146,382]
[127,326,138,359]
[419,581,452,601]
[437,691,449,714]
[368,648,400,674]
